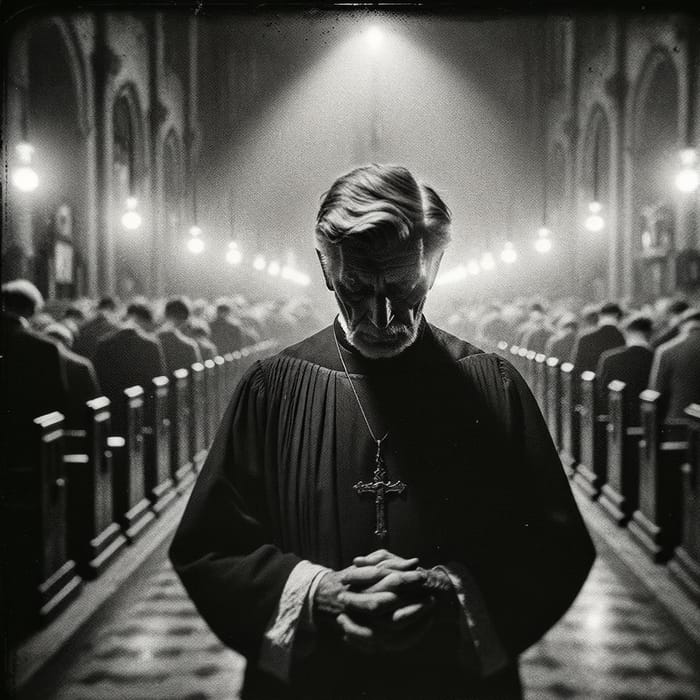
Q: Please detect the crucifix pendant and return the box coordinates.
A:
[353,439,406,542]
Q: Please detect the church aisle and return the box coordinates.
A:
[27,538,700,700]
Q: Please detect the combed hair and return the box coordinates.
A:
[315,164,451,255]
[165,296,192,323]
[1,279,44,318]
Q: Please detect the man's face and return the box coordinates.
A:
[321,239,439,359]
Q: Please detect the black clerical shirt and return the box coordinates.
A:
[170,319,595,699]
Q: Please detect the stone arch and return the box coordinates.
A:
[547,141,567,224]
[163,129,185,239]
[577,104,613,301]
[111,83,148,297]
[26,19,89,298]
[629,47,680,301]
[580,103,612,206]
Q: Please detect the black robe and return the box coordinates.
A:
[170,319,595,699]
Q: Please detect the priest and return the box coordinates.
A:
[170,164,596,699]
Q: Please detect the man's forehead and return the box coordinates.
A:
[336,240,425,274]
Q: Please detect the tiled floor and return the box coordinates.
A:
[28,540,699,700]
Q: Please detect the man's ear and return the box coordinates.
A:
[426,250,444,290]
[315,248,334,291]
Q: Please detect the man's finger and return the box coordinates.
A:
[339,590,399,617]
[390,599,435,627]
[353,551,419,570]
[340,565,387,588]
[362,569,427,594]
[337,613,376,653]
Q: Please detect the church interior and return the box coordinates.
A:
[2,5,700,699]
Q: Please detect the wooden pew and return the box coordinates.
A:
[559,362,578,476]
[628,390,688,563]
[573,371,608,499]
[111,386,155,543]
[668,404,700,603]
[598,381,644,525]
[5,412,82,636]
[190,362,208,470]
[203,359,219,444]
[222,352,235,400]
[524,349,537,389]
[546,357,561,448]
[214,355,227,424]
[170,368,195,493]
[63,397,127,578]
[534,353,548,415]
[143,376,176,515]
[517,346,528,379]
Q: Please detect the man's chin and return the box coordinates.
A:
[348,328,417,359]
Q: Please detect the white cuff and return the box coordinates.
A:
[439,562,509,676]
[258,560,331,683]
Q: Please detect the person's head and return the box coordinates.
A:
[164,296,191,327]
[557,312,578,334]
[598,302,623,325]
[216,301,231,319]
[97,296,118,313]
[126,301,154,332]
[1,279,44,319]
[622,314,653,344]
[315,163,451,358]
[678,307,700,329]
[45,322,74,349]
[580,304,599,329]
[667,298,690,325]
[529,302,546,322]
[188,318,211,340]
[64,306,85,324]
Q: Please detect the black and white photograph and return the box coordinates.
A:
[2,2,699,698]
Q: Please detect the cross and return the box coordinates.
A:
[354,441,406,541]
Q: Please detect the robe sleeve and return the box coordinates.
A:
[169,360,303,662]
[471,357,596,657]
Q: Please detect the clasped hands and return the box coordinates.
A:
[313,549,457,654]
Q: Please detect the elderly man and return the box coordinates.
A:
[170,164,595,699]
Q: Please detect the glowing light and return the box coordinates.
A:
[435,265,467,287]
[500,242,517,264]
[535,236,553,253]
[366,25,384,50]
[676,168,699,193]
[12,165,39,192]
[253,255,266,271]
[466,259,481,275]
[121,210,142,230]
[16,142,35,164]
[187,236,205,254]
[189,225,202,237]
[535,226,552,253]
[126,196,138,210]
[226,247,243,265]
[267,260,281,276]
[680,148,697,166]
[480,252,495,271]
[584,201,605,232]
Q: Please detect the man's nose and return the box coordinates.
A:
[368,296,394,329]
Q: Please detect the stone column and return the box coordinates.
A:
[4,30,34,281]
[92,14,121,296]
[148,13,167,298]
[605,18,629,301]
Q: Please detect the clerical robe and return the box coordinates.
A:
[170,319,595,699]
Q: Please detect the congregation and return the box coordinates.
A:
[1,279,322,433]
[442,295,700,425]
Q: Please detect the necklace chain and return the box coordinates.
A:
[333,321,389,447]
